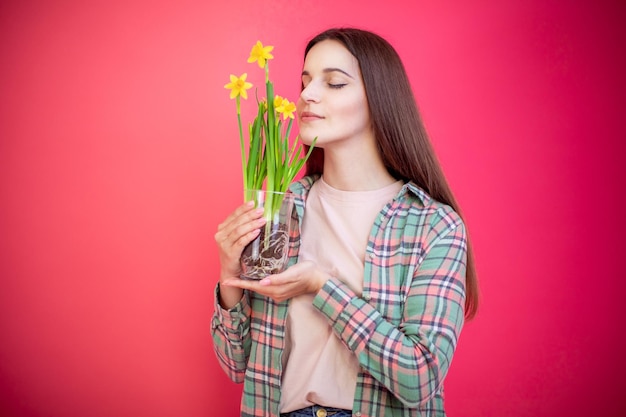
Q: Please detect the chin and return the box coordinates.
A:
[299,132,317,146]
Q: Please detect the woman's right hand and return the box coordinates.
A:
[213,200,266,308]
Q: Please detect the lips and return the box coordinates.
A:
[299,111,324,121]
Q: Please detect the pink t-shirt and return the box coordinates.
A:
[280,176,403,412]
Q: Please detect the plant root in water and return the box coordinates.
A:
[240,225,289,280]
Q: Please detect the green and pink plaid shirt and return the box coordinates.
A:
[211,176,467,417]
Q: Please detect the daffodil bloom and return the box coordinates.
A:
[247,41,274,69]
[224,73,253,99]
[226,41,316,216]
[275,97,296,120]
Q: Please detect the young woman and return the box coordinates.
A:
[212,27,478,417]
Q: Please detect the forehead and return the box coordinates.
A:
[303,40,360,74]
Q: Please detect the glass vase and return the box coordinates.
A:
[240,189,295,280]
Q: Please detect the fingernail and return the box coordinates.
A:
[259,278,271,286]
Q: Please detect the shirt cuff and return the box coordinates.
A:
[312,277,378,351]
[313,278,355,325]
[213,283,250,332]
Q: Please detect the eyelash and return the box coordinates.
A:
[328,83,346,89]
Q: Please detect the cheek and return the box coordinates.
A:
[296,98,305,114]
[340,97,369,127]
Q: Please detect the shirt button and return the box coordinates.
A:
[354,412,361,417]
[363,293,371,301]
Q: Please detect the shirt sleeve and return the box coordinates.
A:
[210,283,252,384]
[312,221,467,407]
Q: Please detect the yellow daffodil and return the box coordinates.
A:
[275,97,296,120]
[247,41,274,68]
[224,73,253,99]
[225,40,316,218]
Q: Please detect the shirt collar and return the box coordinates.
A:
[291,176,431,207]
[400,181,430,206]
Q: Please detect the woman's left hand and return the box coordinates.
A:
[222,261,330,302]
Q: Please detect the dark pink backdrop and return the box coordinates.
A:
[1,1,625,416]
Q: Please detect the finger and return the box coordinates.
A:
[261,265,300,286]
[223,277,260,291]
[257,273,294,288]
[224,277,293,302]
[231,227,262,252]
[215,206,265,246]
[215,227,262,273]
[217,201,260,234]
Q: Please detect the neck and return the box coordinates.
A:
[321,147,397,191]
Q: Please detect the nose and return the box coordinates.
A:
[300,82,320,103]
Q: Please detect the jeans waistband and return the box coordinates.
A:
[280,405,352,417]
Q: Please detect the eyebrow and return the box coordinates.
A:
[301,68,355,79]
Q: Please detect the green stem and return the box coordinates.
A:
[236,96,247,199]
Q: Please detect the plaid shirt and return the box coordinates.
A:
[211,176,467,417]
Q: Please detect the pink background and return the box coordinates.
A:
[1,1,625,416]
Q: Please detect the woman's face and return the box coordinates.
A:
[296,40,372,149]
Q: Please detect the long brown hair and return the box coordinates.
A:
[303,28,478,320]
